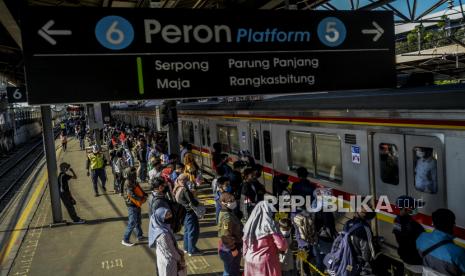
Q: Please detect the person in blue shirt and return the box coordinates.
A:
[416,208,465,276]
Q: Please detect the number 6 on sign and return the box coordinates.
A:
[106,21,125,45]
[95,16,134,50]
[317,17,346,47]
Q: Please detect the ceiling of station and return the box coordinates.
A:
[1,0,464,85]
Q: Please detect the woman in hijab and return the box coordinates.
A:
[243,201,288,276]
[149,207,186,276]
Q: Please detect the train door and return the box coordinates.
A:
[199,120,212,172]
[373,133,445,246]
[250,123,264,183]
[261,124,273,193]
[373,133,407,246]
[405,135,445,215]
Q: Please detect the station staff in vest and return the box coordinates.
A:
[86,144,107,197]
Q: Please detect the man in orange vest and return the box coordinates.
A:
[122,167,147,247]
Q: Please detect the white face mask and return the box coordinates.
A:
[281,230,290,237]
[226,201,237,210]
[416,151,425,158]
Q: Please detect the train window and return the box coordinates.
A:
[315,134,342,183]
[217,125,240,154]
[181,121,195,144]
[264,130,272,163]
[288,131,314,174]
[251,128,260,161]
[413,147,438,194]
[379,143,399,185]
[229,127,240,153]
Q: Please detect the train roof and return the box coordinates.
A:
[177,84,465,111]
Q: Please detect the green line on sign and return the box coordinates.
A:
[137,57,144,95]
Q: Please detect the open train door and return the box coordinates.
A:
[199,120,213,174]
[372,133,407,247]
[249,123,264,184]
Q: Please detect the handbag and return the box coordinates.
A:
[190,203,206,219]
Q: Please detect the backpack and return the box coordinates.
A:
[169,201,187,233]
[293,210,316,244]
[323,223,365,276]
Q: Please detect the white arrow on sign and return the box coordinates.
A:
[362,21,384,42]
[38,20,72,45]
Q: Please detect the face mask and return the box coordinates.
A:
[165,217,173,224]
[225,186,233,193]
[163,186,169,194]
[416,151,425,158]
[281,230,290,237]
[226,201,237,210]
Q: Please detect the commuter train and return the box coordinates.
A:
[113,84,465,258]
[0,102,41,155]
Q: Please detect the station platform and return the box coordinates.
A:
[2,138,224,276]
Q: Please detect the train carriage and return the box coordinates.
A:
[115,84,465,262]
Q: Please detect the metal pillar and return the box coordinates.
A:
[40,105,63,223]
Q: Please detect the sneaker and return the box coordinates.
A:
[94,193,99,197]
[72,219,86,224]
[121,240,134,247]
[183,250,188,254]
[137,236,147,242]
[188,250,203,257]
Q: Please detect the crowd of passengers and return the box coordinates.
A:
[58,121,465,276]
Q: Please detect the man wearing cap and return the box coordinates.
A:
[86,144,107,197]
[58,162,85,224]
[393,196,424,271]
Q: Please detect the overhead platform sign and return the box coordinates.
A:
[21,7,395,104]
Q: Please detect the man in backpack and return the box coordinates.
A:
[58,162,85,224]
[416,208,465,276]
[343,204,376,275]
[174,173,202,256]
[122,167,147,247]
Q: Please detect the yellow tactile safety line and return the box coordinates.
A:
[0,172,48,266]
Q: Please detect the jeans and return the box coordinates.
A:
[183,211,199,253]
[91,168,106,194]
[219,249,241,276]
[123,206,143,242]
[79,138,85,150]
[138,162,147,182]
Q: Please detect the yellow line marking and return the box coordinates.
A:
[0,172,48,266]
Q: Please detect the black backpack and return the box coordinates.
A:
[152,196,186,233]
[169,201,187,233]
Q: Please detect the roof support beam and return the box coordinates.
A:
[415,0,447,21]
[359,0,395,11]
[302,0,329,10]
[0,0,22,49]
[260,0,283,9]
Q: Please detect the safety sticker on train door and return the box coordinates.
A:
[351,145,361,164]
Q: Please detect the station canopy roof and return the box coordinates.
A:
[1,0,465,88]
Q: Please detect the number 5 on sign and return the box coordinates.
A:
[317,17,346,47]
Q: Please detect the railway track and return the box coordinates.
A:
[0,139,46,213]
[0,130,61,213]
